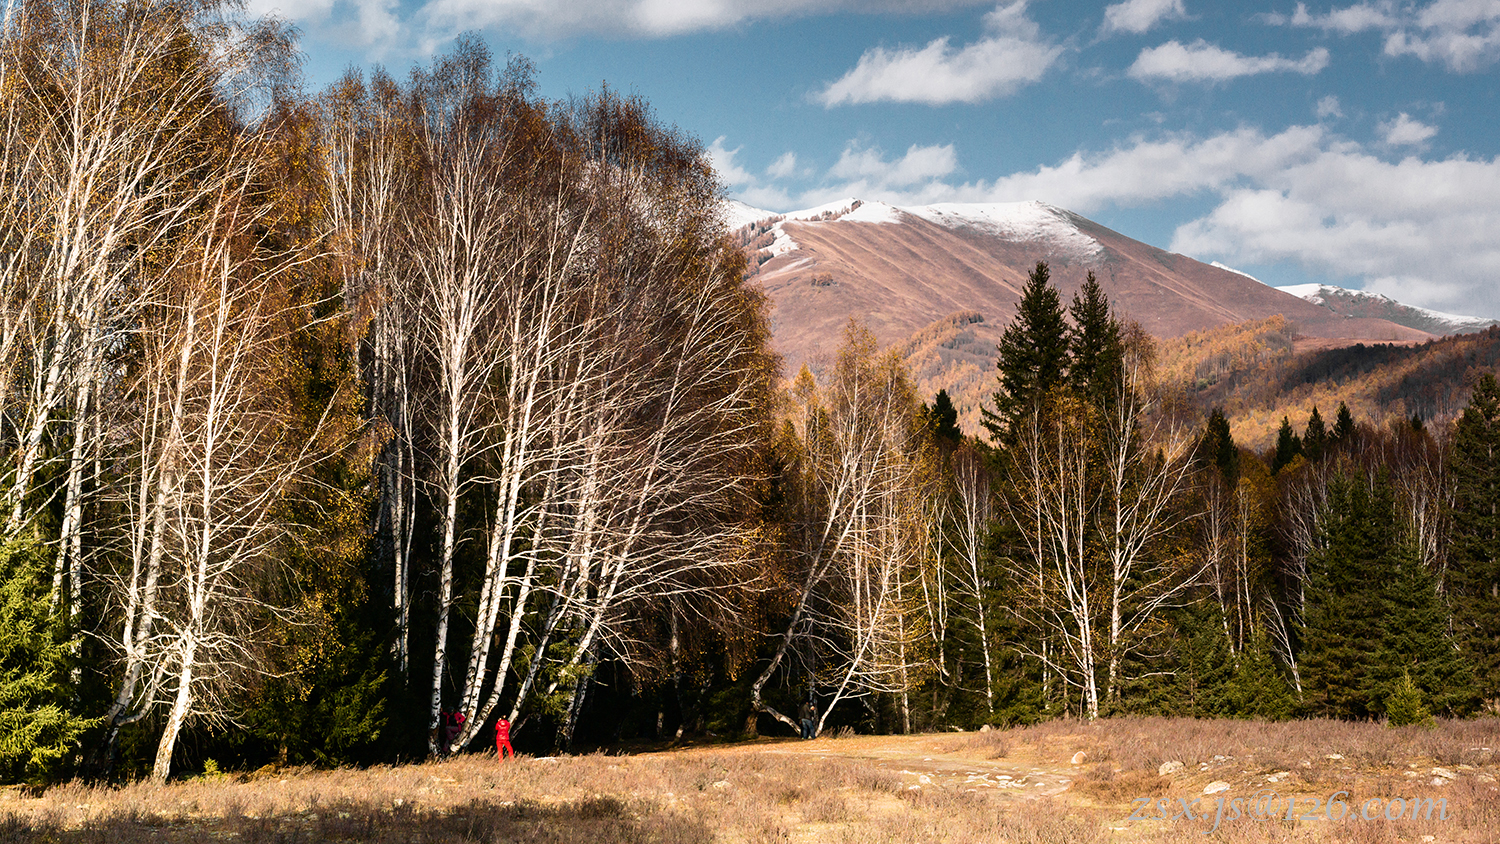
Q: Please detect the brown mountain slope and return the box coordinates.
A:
[740,198,1434,431]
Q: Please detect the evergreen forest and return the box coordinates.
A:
[4,0,1499,787]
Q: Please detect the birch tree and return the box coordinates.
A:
[749,325,937,735]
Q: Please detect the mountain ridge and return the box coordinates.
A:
[725,197,1481,436]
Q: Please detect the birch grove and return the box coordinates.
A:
[318,45,777,754]
[10,0,1484,785]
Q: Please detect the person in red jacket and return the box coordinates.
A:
[495,717,514,759]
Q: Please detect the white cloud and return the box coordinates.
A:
[817,1,1063,105]
[1275,0,1500,71]
[766,152,799,180]
[981,126,1331,211]
[988,127,1500,314]
[1381,113,1439,146]
[829,143,959,187]
[1128,40,1330,83]
[1166,149,1500,315]
[722,125,1500,317]
[1102,0,1187,35]
[416,0,992,40]
[706,137,755,187]
[249,0,402,51]
[712,141,962,211]
[1264,1,1396,32]
[1316,95,1344,119]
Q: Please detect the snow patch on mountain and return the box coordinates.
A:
[906,201,1103,261]
[841,200,905,224]
[1276,283,1500,336]
[727,197,1103,263]
[724,199,776,231]
[1276,283,1328,305]
[1211,261,1264,284]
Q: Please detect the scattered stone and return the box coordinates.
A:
[1422,836,1436,843]
[1071,751,1087,765]
[1325,754,1343,761]
[1404,771,1420,778]
[711,780,729,789]
[908,785,921,791]
[918,775,932,785]
[979,724,992,733]
[1159,761,1185,776]
[1203,781,1231,795]
[1431,778,1450,787]
[1265,771,1290,783]
[1478,774,1496,784]
[1211,755,1229,763]
[1431,767,1457,780]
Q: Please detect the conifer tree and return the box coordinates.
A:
[1303,406,1328,462]
[1298,474,1399,719]
[1448,373,1500,706]
[1066,272,1124,410]
[1220,628,1296,721]
[924,389,963,447]
[1,537,93,784]
[1332,402,1356,446]
[1199,408,1239,484]
[983,262,1069,446]
[1384,671,1432,727]
[1271,417,1303,474]
[1372,539,1478,718]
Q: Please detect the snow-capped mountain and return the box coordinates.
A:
[1275,283,1500,337]
[726,197,1442,435]
[728,197,1432,369]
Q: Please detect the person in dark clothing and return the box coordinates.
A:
[798,700,816,739]
[447,710,467,754]
[437,709,452,756]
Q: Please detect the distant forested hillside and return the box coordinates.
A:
[1160,323,1500,450]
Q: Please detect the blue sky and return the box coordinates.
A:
[261,0,1500,318]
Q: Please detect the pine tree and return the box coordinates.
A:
[1448,373,1500,707]
[1199,407,1239,484]
[1271,417,1303,474]
[924,389,963,447]
[1332,402,1356,446]
[1066,272,1123,410]
[1384,671,1432,727]
[1221,628,1296,721]
[983,261,1069,446]
[1298,474,1399,719]
[1,537,94,784]
[1303,406,1328,462]
[1371,538,1478,718]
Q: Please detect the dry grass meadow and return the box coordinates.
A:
[3,717,1498,843]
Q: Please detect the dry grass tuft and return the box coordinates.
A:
[1072,764,1165,803]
